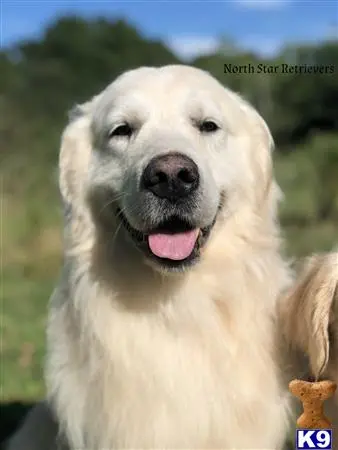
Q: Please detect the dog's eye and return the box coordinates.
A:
[109,123,133,138]
[199,120,219,133]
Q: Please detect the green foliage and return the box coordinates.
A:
[193,41,338,145]
[3,17,179,123]
[1,17,337,416]
[275,133,338,257]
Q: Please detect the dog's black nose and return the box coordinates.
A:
[141,153,199,200]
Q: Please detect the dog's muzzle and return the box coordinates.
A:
[109,152,220,272]
[136,153,200,262]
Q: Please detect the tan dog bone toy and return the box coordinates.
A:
[289,379,337,429]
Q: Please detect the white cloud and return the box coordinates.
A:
[167,33,329,61]
[238,33,332,57]
[166,35,220,60]
[234,0,290,9]
[167,34,285,60]
[238,36,284,56]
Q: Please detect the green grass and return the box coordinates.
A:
[2,160,62,402]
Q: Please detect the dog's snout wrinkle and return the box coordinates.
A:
[141,152,199,201]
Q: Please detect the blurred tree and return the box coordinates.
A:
[271,42,338,145]
[3,17,179,122]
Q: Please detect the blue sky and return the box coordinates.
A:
[1,0,337,59]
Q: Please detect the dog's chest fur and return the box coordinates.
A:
[48,263,293,450]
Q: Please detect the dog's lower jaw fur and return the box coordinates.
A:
[46,222,295,450]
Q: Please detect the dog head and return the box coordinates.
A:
[59,65,277,274]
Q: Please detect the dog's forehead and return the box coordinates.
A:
[90,65,269,141]
[93,65,231,122]
[112,65,222,93]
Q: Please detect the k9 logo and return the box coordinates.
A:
[296,429,332,449]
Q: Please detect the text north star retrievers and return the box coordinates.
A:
[224,63,335,74]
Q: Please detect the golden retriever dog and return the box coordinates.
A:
[7,65,338,450]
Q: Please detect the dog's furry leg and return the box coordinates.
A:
[5,401,68,450]
[279,251,338,448]
[280,252,338,379]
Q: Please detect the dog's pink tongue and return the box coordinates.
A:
[148,229,199,260]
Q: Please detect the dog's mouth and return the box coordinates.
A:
[117,209,216,270]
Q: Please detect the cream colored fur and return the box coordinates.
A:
[280,252,338,440]
[7,65,338,450]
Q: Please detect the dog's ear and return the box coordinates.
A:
[59,101,94,208]
[233,92,279,213]
[281,252,338,379]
